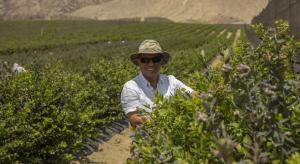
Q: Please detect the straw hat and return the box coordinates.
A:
[130,39,170,66]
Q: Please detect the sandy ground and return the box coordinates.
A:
[85,128,132,164]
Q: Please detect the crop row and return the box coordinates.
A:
[0,20,236,56]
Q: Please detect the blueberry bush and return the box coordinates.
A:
[127,21,300,163]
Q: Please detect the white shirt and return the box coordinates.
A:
[121,73,194,114]
[12,63,26,73]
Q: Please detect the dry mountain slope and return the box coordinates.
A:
[0,0,269,24]
[70,0,269,24]
[0,0,110,19]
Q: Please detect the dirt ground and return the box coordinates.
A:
[85,128,132,164]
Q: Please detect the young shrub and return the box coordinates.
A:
[0,60,98,163]
[127,20,300,163]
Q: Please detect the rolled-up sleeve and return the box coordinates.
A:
[121,85,141,115]
[169,75,194,94]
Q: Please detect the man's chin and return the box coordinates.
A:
[143,72,159,78]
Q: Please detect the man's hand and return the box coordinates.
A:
[127,111,144,128]
[191,91,199,97]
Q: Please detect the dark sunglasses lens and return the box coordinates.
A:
[140,58,150,63]
[140,56,162,64]
[152,56,162,63]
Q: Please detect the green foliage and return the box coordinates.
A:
[0,61,94,163]
[0,21,237,73]
[0,21,234,56]
[0,21,239,162]
[128,20,300,163]
[0,57,132,163]
[85,57,137,124]
[286,153,300,164]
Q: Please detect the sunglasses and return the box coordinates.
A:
[139,55,163,64]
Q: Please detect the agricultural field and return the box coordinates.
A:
[0,20,299,163]
[0,20,238,70]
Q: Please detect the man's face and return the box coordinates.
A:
[137,53,162,79]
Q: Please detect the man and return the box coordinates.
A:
[121,39,198,128]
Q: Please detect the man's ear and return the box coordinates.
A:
[132,58,140,66]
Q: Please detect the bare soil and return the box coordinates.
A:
[85,128,131,164]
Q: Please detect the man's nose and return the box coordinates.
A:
[148,61,154,66]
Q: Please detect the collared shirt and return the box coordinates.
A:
[121,73,194,114]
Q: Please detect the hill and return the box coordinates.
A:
[0,0,269,23]
[0,0,110,19]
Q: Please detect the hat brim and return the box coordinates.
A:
[130,52,170,66]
